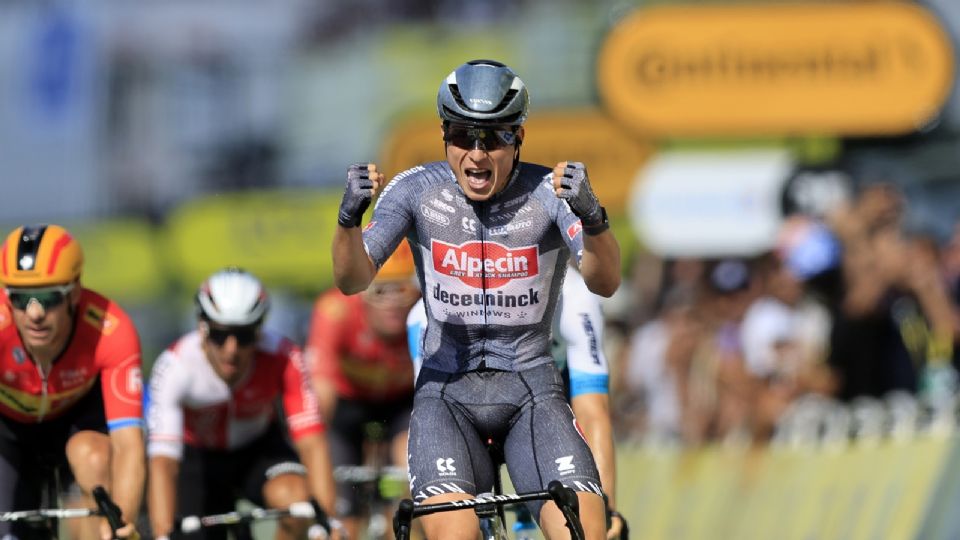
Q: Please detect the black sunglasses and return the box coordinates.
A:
[205,324,259,347]
[443,125,517,151]
[6,284,74,311]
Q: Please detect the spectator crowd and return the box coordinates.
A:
[610,182,960,447]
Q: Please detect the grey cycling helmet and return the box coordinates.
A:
[437,60,529,126]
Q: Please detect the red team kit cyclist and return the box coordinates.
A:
[0,224,144,540]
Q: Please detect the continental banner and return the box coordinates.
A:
[597,3,955,137]
[617,436,954,539]
[379,109,654,214]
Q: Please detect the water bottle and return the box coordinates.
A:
[512,504,537,540]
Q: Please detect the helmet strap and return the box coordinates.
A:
[510,134,522,179]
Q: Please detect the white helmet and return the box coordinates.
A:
[195,267,269,326]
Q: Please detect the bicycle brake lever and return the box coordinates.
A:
[394,498,415,540]
[308,499,332,535]
[546,481,584,540]
[92,486,130,539]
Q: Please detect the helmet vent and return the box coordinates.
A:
[495,89,518,114]
[16,225,46,271]
[449,84,468,109]
[450,85,518,116]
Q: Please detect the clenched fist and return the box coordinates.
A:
[338,163,385,228]
[552,161,604,227]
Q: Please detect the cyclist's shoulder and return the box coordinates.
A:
[380,162,451,198]
[75,288,137,339]
[152,332,203,376]
[0,302,15,341]
[517,161,553,180]
[515,162,564,205]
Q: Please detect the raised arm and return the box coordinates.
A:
[333,163,385,294]
[580,230,621,298]
[553,162,621,297]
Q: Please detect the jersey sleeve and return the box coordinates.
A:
[559,268,609,398]
[95,306,145,432]
[544,173,586,266]
[146,350,186,459]
[281,341,325,441]
[362,166,421,267]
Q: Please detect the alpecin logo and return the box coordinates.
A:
[431,240,539,289]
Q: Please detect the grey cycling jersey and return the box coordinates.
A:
[363,161,585,373]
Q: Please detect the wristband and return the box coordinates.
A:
[582,207,609,236]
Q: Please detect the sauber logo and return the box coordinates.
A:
[432,240,538,289]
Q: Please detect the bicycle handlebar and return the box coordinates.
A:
[178,501,333,536]
[393,480,585,540]
[0,485,136,540]
[0,508,99,522]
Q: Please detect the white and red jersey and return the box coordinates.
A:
[146,329,323,460]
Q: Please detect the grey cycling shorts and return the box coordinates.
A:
[407,363,602,517]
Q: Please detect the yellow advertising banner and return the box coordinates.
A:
[71,219,165,302]
[163,189,342,291]
[597,3,955,137]
[379,109,654,214]
[617,436,952,540]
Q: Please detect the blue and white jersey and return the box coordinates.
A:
[553,266,609,398]
[406,266,608,397]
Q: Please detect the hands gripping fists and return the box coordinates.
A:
[338,163,386,228]
[552,161,607,232]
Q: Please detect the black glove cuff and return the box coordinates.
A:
[338,213,362,228]
[582,207,609,236]
[338,199,370,228]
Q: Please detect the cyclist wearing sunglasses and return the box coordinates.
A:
[0,224,145,540]
[332,59,620,540]
[305,241,419,540]
[146,268,338,540]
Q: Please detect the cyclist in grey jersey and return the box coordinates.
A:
[333,59,620,540]
[408,265,625,538]
[364,160,574,373]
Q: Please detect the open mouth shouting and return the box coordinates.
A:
[465,167,492,191]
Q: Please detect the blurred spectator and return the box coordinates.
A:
[741,216,840,441]
[825,183,959,402]
[622,259,756,446]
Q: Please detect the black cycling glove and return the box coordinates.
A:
[338,163,375,228]
[555,162,608,234]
